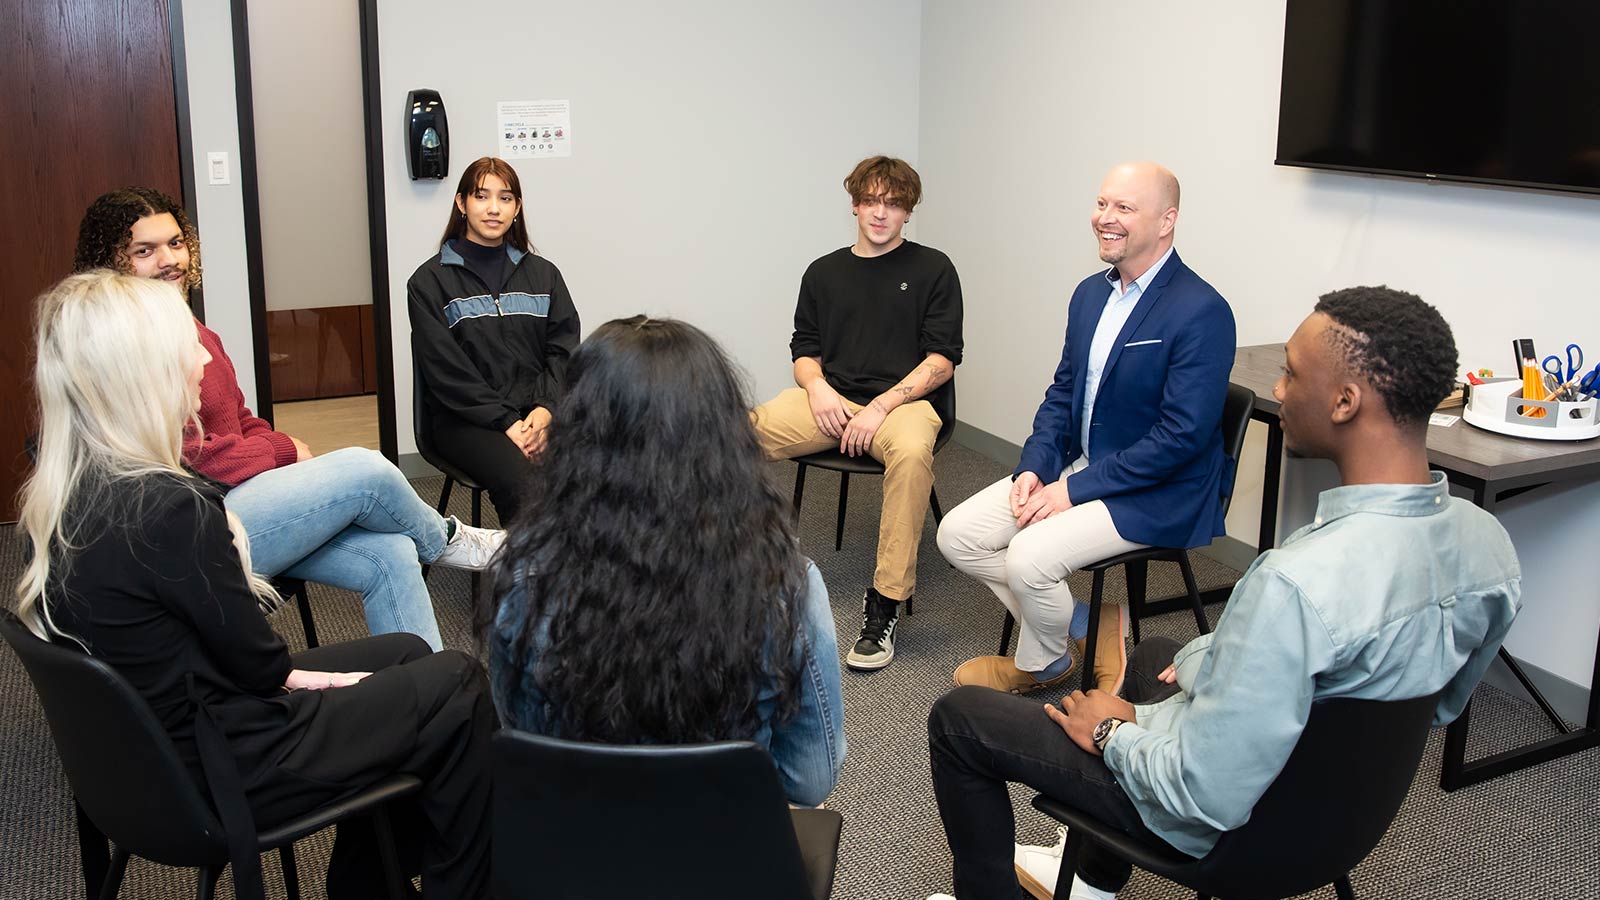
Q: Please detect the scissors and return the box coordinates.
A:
[1580,362,1600,399]
[1541,343,1583,383]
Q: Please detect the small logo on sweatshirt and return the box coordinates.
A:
[900,282,909,291]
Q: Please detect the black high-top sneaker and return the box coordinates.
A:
[845,588,901,671]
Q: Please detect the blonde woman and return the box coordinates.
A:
[16,271,492,900]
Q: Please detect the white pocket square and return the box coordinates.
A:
[1124,339,1163,347]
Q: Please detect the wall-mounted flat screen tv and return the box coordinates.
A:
[1276,0,1600,195]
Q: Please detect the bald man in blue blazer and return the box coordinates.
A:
[937,161,1236,696]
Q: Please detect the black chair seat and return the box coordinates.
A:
[789,807,845,900]
[254,775,421,848]
[1082,544,1187,573]
[791,448,900,475]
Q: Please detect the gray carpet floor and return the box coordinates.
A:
[1,441,1596,898]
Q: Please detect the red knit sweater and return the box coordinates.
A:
[184,320,299,485]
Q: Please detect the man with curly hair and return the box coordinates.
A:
[72,188,506,650]
[926,286,1522,900]
[751,156,963,672]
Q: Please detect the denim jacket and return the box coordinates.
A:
[489,561,846,807]
[1103,473,1521,857]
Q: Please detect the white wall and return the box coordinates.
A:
[378,0,923,455]
[916,0,1599,689]
[181,0,258,408]
[248,0,371,311]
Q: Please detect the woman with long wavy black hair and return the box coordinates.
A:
[480,316,845,806]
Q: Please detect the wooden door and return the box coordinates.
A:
[0,0,185,521]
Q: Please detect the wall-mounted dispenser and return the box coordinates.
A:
[406,89,449,180]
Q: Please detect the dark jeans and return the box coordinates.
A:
[428,407,533,525]
[248,634,496,900]
[928,637,1185,899]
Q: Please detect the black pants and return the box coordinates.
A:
[246,633,495,900]
[928,637,1185,899]
[428,407,533,525]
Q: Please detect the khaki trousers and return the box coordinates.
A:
[936,459,1145,671]
[753,387,941,601]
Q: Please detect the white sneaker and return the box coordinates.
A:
[432,517,506,571]
[1015,826,1066,900]
[1067,878,1115,899]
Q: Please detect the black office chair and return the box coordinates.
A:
[411,357,488,532]
[0,612,419,900]
[267,575,321,649]
[791,391,957,616]
[491,730,843,900]
[998,385,1256,684]
[1039,693,1440,900]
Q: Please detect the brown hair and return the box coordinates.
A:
[843,156,923,212]
[74,187,203,295]
[439,157,533,252]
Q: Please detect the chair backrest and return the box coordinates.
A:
[0,613,229,867]
[1217,383,1256,516]
[491,730,815,900]
[1194,692,1439,898]
[411,348,443,465]
[934,375,957,451]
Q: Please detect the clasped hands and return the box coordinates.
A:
[1009,471,1073,528]
[807,381,886,457]
[504,407,553,458]
[285,668,370,691]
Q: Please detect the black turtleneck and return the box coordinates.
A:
[451,238,510,297]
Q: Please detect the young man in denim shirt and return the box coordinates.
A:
[926,286,1521,900]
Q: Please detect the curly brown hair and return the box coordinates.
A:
[74,187,203,295]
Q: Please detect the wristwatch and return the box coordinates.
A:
[1092,716,1125,753]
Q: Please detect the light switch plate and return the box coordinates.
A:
[207,151,231,185]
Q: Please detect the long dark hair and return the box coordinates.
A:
[439,156,533,253]
[480,316,807,744]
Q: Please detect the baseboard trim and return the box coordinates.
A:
[952,420,1022,470]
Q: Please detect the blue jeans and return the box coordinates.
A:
[752,562,847,807]
[225,448,448,650]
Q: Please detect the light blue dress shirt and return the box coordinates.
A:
[1079,246,1176,455]
[1103,473,1521,857]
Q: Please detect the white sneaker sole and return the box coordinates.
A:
[845,647,894,671]
[1015,861,1055,900]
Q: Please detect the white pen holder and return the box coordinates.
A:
[1462,377,1600,441]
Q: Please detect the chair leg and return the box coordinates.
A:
[471,487,483,528]
[792,463,807,525]
[999,611,1015,656]
[834,472,850,551]
[423,476,457,581]
[194,865,220,900]
[371,807,411,900]
[279,843,300,900]
[1081,571,1106,692]
[929,485,944,522]
[1334,874,1357,900]
[1178,553,1209,635]
[96,846,128,900]
[1054,826,1089,899]
[1125,560,1148,645]
[294,585,319,649]
[77,800,109,900]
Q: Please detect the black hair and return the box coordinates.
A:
[1314,286,1458,428]
[479,316,807,744]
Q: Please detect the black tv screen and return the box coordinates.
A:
[1276,0,1600,195]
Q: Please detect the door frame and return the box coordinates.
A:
[228,0,399,460]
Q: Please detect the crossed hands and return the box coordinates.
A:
[1009,471,1074,529]
[504,407,553,458]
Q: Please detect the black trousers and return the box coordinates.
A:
[928,637,1185,899]
[246,633,495,900]
[428,407,533,525]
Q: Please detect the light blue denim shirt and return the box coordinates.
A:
[1079,245,1175,451]
[1103,473,1521,857]
[489,561,846,807]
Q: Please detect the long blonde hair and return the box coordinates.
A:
[15,270,275,641]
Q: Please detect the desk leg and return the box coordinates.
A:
[1257,417,1283,555]
[1439,479,1600,790]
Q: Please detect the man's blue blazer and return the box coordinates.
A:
[1014,250,1237,550]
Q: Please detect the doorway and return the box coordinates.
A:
[232,0,396,458]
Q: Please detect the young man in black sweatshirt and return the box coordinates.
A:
[753,156,964,672]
